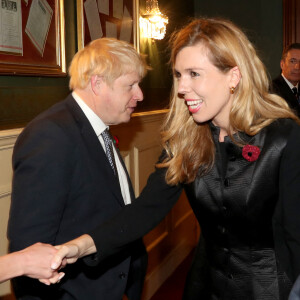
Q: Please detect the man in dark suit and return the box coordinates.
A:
[7,38,148,300]
[272,43,300,116]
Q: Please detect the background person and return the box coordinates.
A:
[272,43,300,116]
[8,38,148,300]
[51,18,300,299]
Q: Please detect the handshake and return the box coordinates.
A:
[1,234,96,285]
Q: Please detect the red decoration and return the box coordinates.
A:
[242,145,260,162]
[113,136,119,149]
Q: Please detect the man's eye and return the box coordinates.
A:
[290,59,297,64]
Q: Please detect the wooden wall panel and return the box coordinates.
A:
[283,0,300,46]
[0,129,21,297]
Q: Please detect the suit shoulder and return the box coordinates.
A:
[17,97,77,144]
[272,76,285,91]
[267,118,299,132]
[265,119,300,147]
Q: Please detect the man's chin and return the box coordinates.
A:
[120,113,132,124]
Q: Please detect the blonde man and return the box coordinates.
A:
[8,38,148,300]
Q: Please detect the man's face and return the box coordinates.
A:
[281,49,300,86]
[95,72,144,125]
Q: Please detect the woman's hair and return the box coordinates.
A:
[69,38,148,90]
[158,17,298,185]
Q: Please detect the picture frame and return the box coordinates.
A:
[0,0,66,77]
[76,0,139,51]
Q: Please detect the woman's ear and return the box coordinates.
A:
[90,75,102,95]
[229,66,241,88]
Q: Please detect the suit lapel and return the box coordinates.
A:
[65,96,125,206]
[279,76,299,106]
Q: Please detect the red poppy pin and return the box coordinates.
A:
[242,145,260,162]
[113,135,119,149]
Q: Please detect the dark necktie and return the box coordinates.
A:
[101,129,118,177]
[292,87,299,102]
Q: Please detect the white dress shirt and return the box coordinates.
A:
[72,92,131,205]
[282,73,299,91]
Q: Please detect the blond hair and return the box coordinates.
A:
[158,18,298,185]
[69,38,148,90]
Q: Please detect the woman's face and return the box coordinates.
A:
[174,44,237,129]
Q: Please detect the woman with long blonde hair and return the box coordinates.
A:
[51,18,300,299]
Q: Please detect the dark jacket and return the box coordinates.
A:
[88,119,300,299]
[8,94,147,300]
[272,75,300,116]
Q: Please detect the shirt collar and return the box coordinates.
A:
[72,91,108,137]
[281,74,299,90]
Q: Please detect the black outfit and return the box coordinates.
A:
[8,95,147,300]
[289,275,300,300]
[87,118,300,300]
[272,75,300,116]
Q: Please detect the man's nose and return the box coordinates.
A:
[135,86,144,102]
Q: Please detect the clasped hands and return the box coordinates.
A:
[38,243,80,285]
[35,234,95,285]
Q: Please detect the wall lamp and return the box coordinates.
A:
[140,0,168,40]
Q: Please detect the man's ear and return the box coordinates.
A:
[280,59,284,70]
[90,75,103,95]
[229,66,241,88]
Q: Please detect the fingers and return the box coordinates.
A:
[51,244,79,270]
[39,272,65,285]
[39,278,51,285]
[51,246,70,270]
[49,272,65,284]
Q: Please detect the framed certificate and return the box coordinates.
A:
[0,0,66,76]
[77,0,139,51]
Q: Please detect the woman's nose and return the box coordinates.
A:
[177,78,189,94]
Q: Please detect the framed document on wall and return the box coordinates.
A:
[76,0,139,51]
[0,0,66,76]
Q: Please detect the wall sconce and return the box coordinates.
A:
[140,0,168,40]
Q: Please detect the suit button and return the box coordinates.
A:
[217,226,227,234]
[227,273,233,279]
[119,272,126,279]
[229,156,236,161]
[224,178,229,187]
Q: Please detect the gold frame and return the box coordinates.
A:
[0,0,66,77]
[76,0,139,51]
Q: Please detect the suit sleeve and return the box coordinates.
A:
[276,123,300,281]
[86,164,183,264]
[8,119,74,251]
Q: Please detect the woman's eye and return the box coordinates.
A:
[174,71,181,78]
[190,71,199,77]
